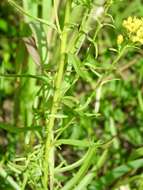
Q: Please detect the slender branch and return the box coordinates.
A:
[7,0,56,29]
[54,157,85,174]
[0,73,48,83]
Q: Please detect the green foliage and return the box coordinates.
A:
[0,0,143,190]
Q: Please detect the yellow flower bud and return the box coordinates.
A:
[117,34,124,45]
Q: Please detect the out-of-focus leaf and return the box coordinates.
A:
[62,96,79,108]
[73,149,109,190]
[0,123,42,133]
[55,139,100,147]
[62,147,96,190]
[0,19,8,32]
[123,128,143,146]
[129,147,143,160]
[0,166,20,190]
[68,53,92,82]
[94,159,143,190]
[23,36,41,65]
[19,22,32,37]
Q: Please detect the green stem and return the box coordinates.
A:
[112,45,128,66]
[43,1,71,189]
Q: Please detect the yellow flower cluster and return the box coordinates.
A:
[122,16,143,44]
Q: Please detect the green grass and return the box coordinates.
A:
[0,0,143,190]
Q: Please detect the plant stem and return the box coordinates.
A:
[43,1,71,189]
